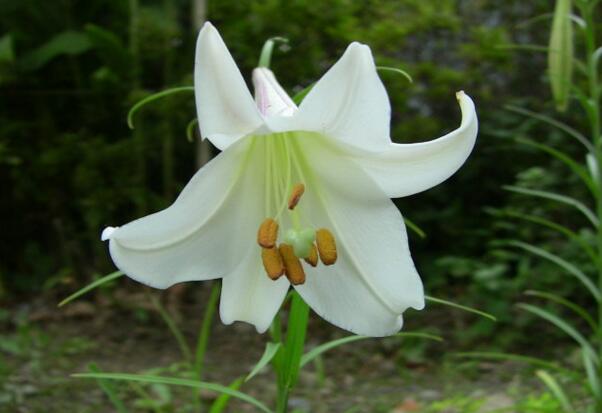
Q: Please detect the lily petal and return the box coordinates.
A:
[107,138,264,289]
[194,22,263,150]
[345,92,478,198]
[252,68,298,117]
[292,134,424,336]
[220,248,290,333]
[294,42,391,150]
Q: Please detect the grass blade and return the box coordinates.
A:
[73,373,274,413]
[515,137,597,196]
[504,185,598,227]
[535,370,576,413]
[246,342,281,382]
[300,332,442,367]
[88,363,129,413]
[148,292,192,363]
[501,210,599,265]
[496,43,549,53]
[505,105,593,151]
[127,86,194,129]
[525,290,597,331]
[425,295,497,321]
[208,377,245,413]
[59,271,124,307]
[582,349,600,398]
[455,352,578,377]
[508,240,600,301]
[195,282,220,380]
[518,303,598,364]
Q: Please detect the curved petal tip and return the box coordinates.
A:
[101,226,118,241]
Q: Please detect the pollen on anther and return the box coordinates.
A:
[316,228,337,265]
[279,243,306,285]
[261,247,285,280]
[257,218,279,248]
[288,183,305,210]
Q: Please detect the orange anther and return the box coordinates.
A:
[261,247,285,280]
[316,228,337,265]
[279,243,306,285]
[287,183,305,210]
[257,218,279,248]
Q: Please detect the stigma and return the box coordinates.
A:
[257,182,338,285]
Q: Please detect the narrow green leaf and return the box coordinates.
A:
[404,216,426,239]
[291,83,314,105]
[194,282,220,380]
[257,36,288,68]
[503,185,598,227]
[518,303,598,364]
[208,377,245,413]
[127,86,194,129]
[425,295,497,321]
[504,105,593,151]
[508,240,600,301]
[148,292,192,363]
[515,13,585,29]
[515,137,597,196]
[21,31,92,70]
[456,352,578,377]
[300,332,442,367]
[84,24,130,72]
[501,211,599,266]
[73,373,273,413]
[535,370,576,413]
[582,349,600,398]
[376,66,413,83]
[525,290,597,331]
[246,342,281,382]
[59,271,124,307]
[282,292,309,387]
[496,43,550,53]
[88,363,129,413]
[186,118,198,142]
[548,0,574,111]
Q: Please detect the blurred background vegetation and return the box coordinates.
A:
[0,0,598,354]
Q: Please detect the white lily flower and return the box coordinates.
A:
[103,22,478,337]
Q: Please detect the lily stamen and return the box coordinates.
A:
[316,228,337,265]
[279,243,306,285]
[261,247,285,280]
[257,218,279,248]
[287,183,305,210]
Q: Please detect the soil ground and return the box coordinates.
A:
[1,283,547,413]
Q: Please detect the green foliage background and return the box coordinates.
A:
[1,0,596,348]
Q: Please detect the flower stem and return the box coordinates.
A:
[273,291,309,413]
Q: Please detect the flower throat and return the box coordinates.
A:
[256,181,338,285]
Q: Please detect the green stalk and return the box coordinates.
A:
[275,292,309,413]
